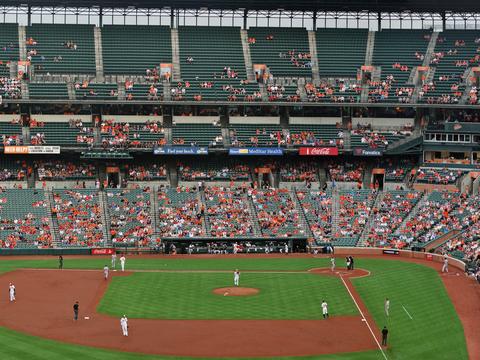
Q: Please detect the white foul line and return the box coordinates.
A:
[339,275,388,360]
[402,305,413,320]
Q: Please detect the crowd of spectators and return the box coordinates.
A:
[305,81,360,103]
[337,190,376,239]
[280,162,317,183]
[101,119,166,149]
[328,163,364,182]
[0,77,21,99]
[179,163,250,182]
[37,161,96,180]
[204,186,255,237]
[415,168,465,184]
[128,164,167,181]
[296,190,332,242]
[52,190,104,246]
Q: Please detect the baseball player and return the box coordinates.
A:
[120,315,128,336]
[111,253,117,269]
[9,283,15,302]
[120,255,126,272]
[284,243,289,255]
[330,256,336,272]
[73,301,79,321]
[384,298,390,317]
[233,269,240,286]
[103,265,109,280]
[321,300,329,319]
[442,255,449,273]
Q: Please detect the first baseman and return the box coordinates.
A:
[120,315,129,336]
[321,300,329,319]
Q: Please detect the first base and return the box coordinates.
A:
[84,316,90,320]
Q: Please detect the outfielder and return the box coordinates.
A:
[103,265,109,280]
[120,255,126,272]
[321,300,329,319]
[120,315,128,336]
[384,298,390,317]
[9,283,15,302]
[442,255,449,273]
[234,269,240,286]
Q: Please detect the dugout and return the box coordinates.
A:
[162,237,307,254]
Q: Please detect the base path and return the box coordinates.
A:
[0,269,378,358]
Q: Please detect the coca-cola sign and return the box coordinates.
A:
[298,147,339,156]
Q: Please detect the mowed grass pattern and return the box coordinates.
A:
[98,272,357,319]
[0,256,470,360]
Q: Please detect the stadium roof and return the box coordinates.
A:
[2,0,480,13]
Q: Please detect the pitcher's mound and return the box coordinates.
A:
[213,287,259,296]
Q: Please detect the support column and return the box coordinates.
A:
[99,7,103,27]
[171,8,175,29]
[27,6,31,26]
[313,10,317,30]
[442,12,446,31]
[377,12,381,31]
[243,9,248,30]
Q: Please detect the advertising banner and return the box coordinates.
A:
[353,148,383,156]
[153,146,209,155]
[4,146,61,154]
[298,147,339,156]
[229,147,284,156]
[91,248,115,255]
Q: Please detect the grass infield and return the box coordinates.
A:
[0,257,469,360]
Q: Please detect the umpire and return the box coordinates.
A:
[381,326,389,346]
[73,301,79,321]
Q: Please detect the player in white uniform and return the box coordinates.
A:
[321,300,329,319]
[233,269,240,286]
[442,255,449,273]
[384,298,390,317]
[284,244,289,254]
[330,257,336,272]
[120,255,126,272]
[9,283,15,302]
[111,253,117,269]
[120,315,128,336]
[103,265,109,280]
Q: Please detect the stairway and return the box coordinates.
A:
[171,29,181,81]
[460,67,475,104]
[394,192,427,236]
[46,191,61,247]
[117,82,125,100]
[247,196,263,237]
[198,190,208,235]
[18,26,27,61]
[94,26,104,81]
[422,32,439,67]
[358,190,382,246]
[307,31,320,83]
[240,29,256,81]
[21,82,29,100]
[99,191,112,246]
[163,81,171,101]
[67,81,75,100]
[149,187,159,240]
[364,31,376,66]
[259,83,268,101]
[331,189,340,237]
[292,188,313,237]
[385,129,423,155]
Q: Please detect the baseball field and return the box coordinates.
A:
[0,254,478,360]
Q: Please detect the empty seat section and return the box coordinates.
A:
[172,123,221,146]
[26,24,96,74]
[0,23,19,77]
[102,25,172,75]
[28,83,69,99]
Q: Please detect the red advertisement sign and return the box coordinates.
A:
[425,253,433,261]
[91,248,115,255]
[298,147,339,156]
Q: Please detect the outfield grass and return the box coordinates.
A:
[98,272,357,319]
[0,256,470,360]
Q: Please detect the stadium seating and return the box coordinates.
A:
[350,130,407,148]
[288,124,342,146]
[75,83,118,100]
[26,24,96,74]
[296,189,332,242]
[30,122,94,146]
[28,83,69,99]
[316,28,368,78]
[0,159,26,181]
[0,23,19,77]
[102,25,172,75]
[106,188,154,246]
[0,189,51,248]
[229,124,285,147]
[204,186,255,237]
[248,27,312,78]
[157,187,205,238]
[370,30,431,103]
[0,121,23,145]
[178,161,250,182]
[37,161,96,180]
[172,123,222,147]
[52,189,104,246]
[251,188,305,238]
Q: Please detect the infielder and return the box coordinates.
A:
[103,265,109,280]
[384,298,390,317]
[120,255,126,272]
[120,315,128,336]
[284,243,289,254]
[9,283,15,302]
[233,269,240,286]
[321,300,329,319]
[111,253,117,269]
[442,255,449,273]
[330,256,336,272]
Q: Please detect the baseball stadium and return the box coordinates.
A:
[0,0,479,359]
